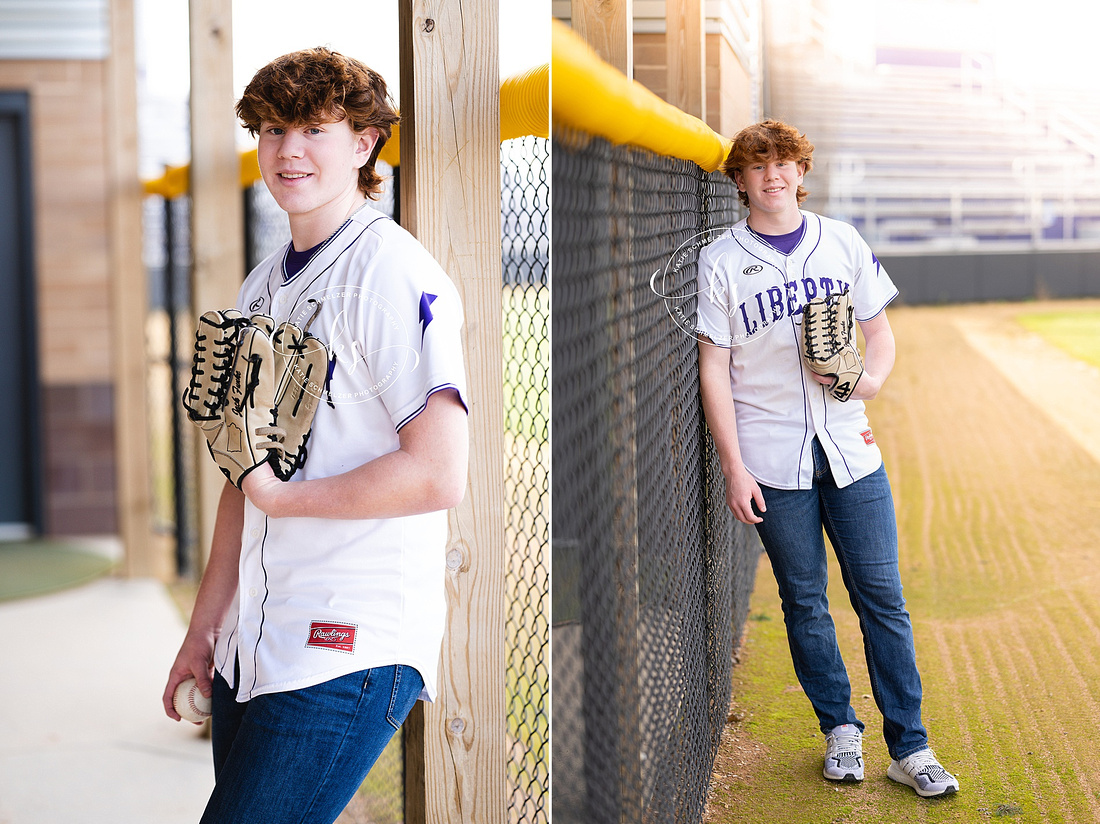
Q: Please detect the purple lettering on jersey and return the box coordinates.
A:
[738,301,758,336]
[767,286,784,322]
[731,277,862,341]
[754,291,769,328]
[801,278,818,304]
[785,280,799,317]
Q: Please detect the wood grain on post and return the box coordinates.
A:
[188,0,244,569]
[106,0,158,577]
[398,1,507,822]
[572,0,634,77]
[666,0,705,118]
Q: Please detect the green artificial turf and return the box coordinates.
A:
[0,540,117,602]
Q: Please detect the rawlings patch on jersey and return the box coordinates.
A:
[861,429,875,445]
[305,621,358,654]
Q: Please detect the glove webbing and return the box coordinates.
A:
[185,312,246,421]
[804,293,852,361]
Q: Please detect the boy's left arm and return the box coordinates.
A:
[850,310,895,401]
[242,388,469,519]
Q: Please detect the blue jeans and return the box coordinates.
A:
[201,662,424,824]
[754,438,927,760]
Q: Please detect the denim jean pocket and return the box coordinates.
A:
[385,665,424,730]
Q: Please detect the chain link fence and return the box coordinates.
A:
[551,133,762,824]
[501,135,550,824]
[144,139,549,821]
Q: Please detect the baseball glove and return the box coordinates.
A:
[208,321,284,487]
[270,315,328,481]
[182,309,247,430]
[801,287,863,402]
[183,307,327,488]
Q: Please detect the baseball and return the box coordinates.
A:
[173,677,212,724]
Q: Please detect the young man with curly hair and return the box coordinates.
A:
[696,119,959,798]
[162,48,469,823]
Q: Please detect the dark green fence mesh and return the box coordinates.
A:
[551,134,761,824]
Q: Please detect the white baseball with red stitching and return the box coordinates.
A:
[173,678,212,724]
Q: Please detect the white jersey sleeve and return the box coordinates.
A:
[347,242,467,431]
[695,229,740,346]
[843,222,898,322]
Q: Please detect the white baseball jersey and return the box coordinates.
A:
[213,203,468,703]
[695,212,898,490]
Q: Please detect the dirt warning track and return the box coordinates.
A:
[705,302,1100,824]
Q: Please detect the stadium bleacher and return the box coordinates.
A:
[767,46,1100,253]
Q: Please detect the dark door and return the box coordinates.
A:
[0,92,40,537]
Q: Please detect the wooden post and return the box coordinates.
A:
[106,0,159,577]
[398,2,506,822]
[571,0,634,77]
[666,0,705,118]
[188,0,244,569]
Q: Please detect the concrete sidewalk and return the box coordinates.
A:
[0,577,213,823]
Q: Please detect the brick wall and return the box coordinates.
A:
[0,60,117,535]
[41,384,117,535]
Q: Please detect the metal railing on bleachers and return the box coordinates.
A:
[770,53,1100,253]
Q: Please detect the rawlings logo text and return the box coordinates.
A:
[305,621,358,654]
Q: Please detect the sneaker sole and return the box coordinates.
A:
[824,771,863,783]
[887,764,958,798]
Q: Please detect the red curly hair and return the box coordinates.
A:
[721,119,815,208]
[236,47,399,198]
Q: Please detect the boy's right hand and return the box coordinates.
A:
[725,466,766,525]
[162,632,215,722]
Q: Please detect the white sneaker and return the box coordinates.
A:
[823,724,864,782]
[887,748,960,797]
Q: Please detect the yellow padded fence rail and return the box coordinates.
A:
[551,19,732,173]
[144,63,549,199]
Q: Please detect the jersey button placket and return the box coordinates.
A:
[237,518,266,689]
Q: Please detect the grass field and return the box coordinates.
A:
[1017,308,1100,369]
